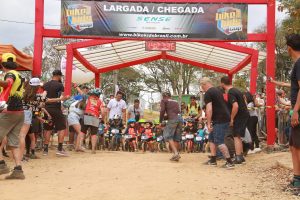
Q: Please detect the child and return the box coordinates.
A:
[196,122,207,153]
[183,118,197,153]
[136,118,146,148]
[141,121,155,152]
[109,114,124,151]
[153,119,164,152]
[97,119,106,150]
[153,119,163,138]
[183,118,197,135]
[124,118,138,151]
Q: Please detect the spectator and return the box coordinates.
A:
[127,99,144,122]
[107,91,127,124]
[81,89,103,154]
[285,33,300,194]
[43,70,70,156]
[200,77,234,169]
[68,84,89,150]
[20,78,49,160]
[221,76,249,165]
[0,53,25,179]
[244,92,260,152]
[186,95,201,119]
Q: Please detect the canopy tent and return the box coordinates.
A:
[0,44,33,71]
[32,0,277,146]
[63,39,265,96]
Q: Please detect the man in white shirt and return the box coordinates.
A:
[107,91,127,123]
[127,99,144,122]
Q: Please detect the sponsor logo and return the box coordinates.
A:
[136,16,172,23]
[215,7,243,35]
[66,4,93,32]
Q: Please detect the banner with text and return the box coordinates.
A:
[61,1,248,40]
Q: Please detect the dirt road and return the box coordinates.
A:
[0,151,297,200]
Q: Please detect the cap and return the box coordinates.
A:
[52,69,64,76]
[1,53,16,63]
[29,77,42,86]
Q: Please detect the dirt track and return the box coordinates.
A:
[0,151,298,200]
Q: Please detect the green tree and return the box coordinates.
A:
[278,0,300,33]
[101,67,143,101]
[233,72,248,92]
[140,60,200,95]
[22,39,69,80]
[254,23,293,93]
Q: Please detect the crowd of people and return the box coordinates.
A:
[0,33,299,197]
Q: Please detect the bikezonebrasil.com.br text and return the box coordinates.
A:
[119,32,189,39]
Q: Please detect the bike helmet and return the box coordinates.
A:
[88,88,101,96]
[153,119,160,125]
[127,118,136,124]
[145,121,153,125]
[186,118,194,123]
[113,114,121,120]
[138,118,146,123]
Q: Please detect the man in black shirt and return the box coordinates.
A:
[43,70,69,156]
[221,76,249,164]
[200,77,234,169]
[286,34,300,194]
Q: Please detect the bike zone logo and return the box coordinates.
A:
[215,7,243,36]
[66,4,93,32]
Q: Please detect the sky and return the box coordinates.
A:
[0,0,287,50]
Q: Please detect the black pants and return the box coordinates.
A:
[247,116,259,148]
[25,134,31,155]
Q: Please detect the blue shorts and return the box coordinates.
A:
[208,122,229,146]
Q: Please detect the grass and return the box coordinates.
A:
[143,109,160,121]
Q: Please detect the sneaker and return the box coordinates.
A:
[43,151,48,156]
[247,150,256,155]
[205,159,217,166]
[222,162,235,169]
[284,180,300,192]
[232,156,244,165]
[5,169,25,180]
[208,155,222,161]
[254,148,262,153]
[170,154,181,162]
[56,150,69,157]
[240,156,246,164]
[91,150,96,154]
[293,189,300,196]
[30,154,40,159]
[0,163,10,175]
